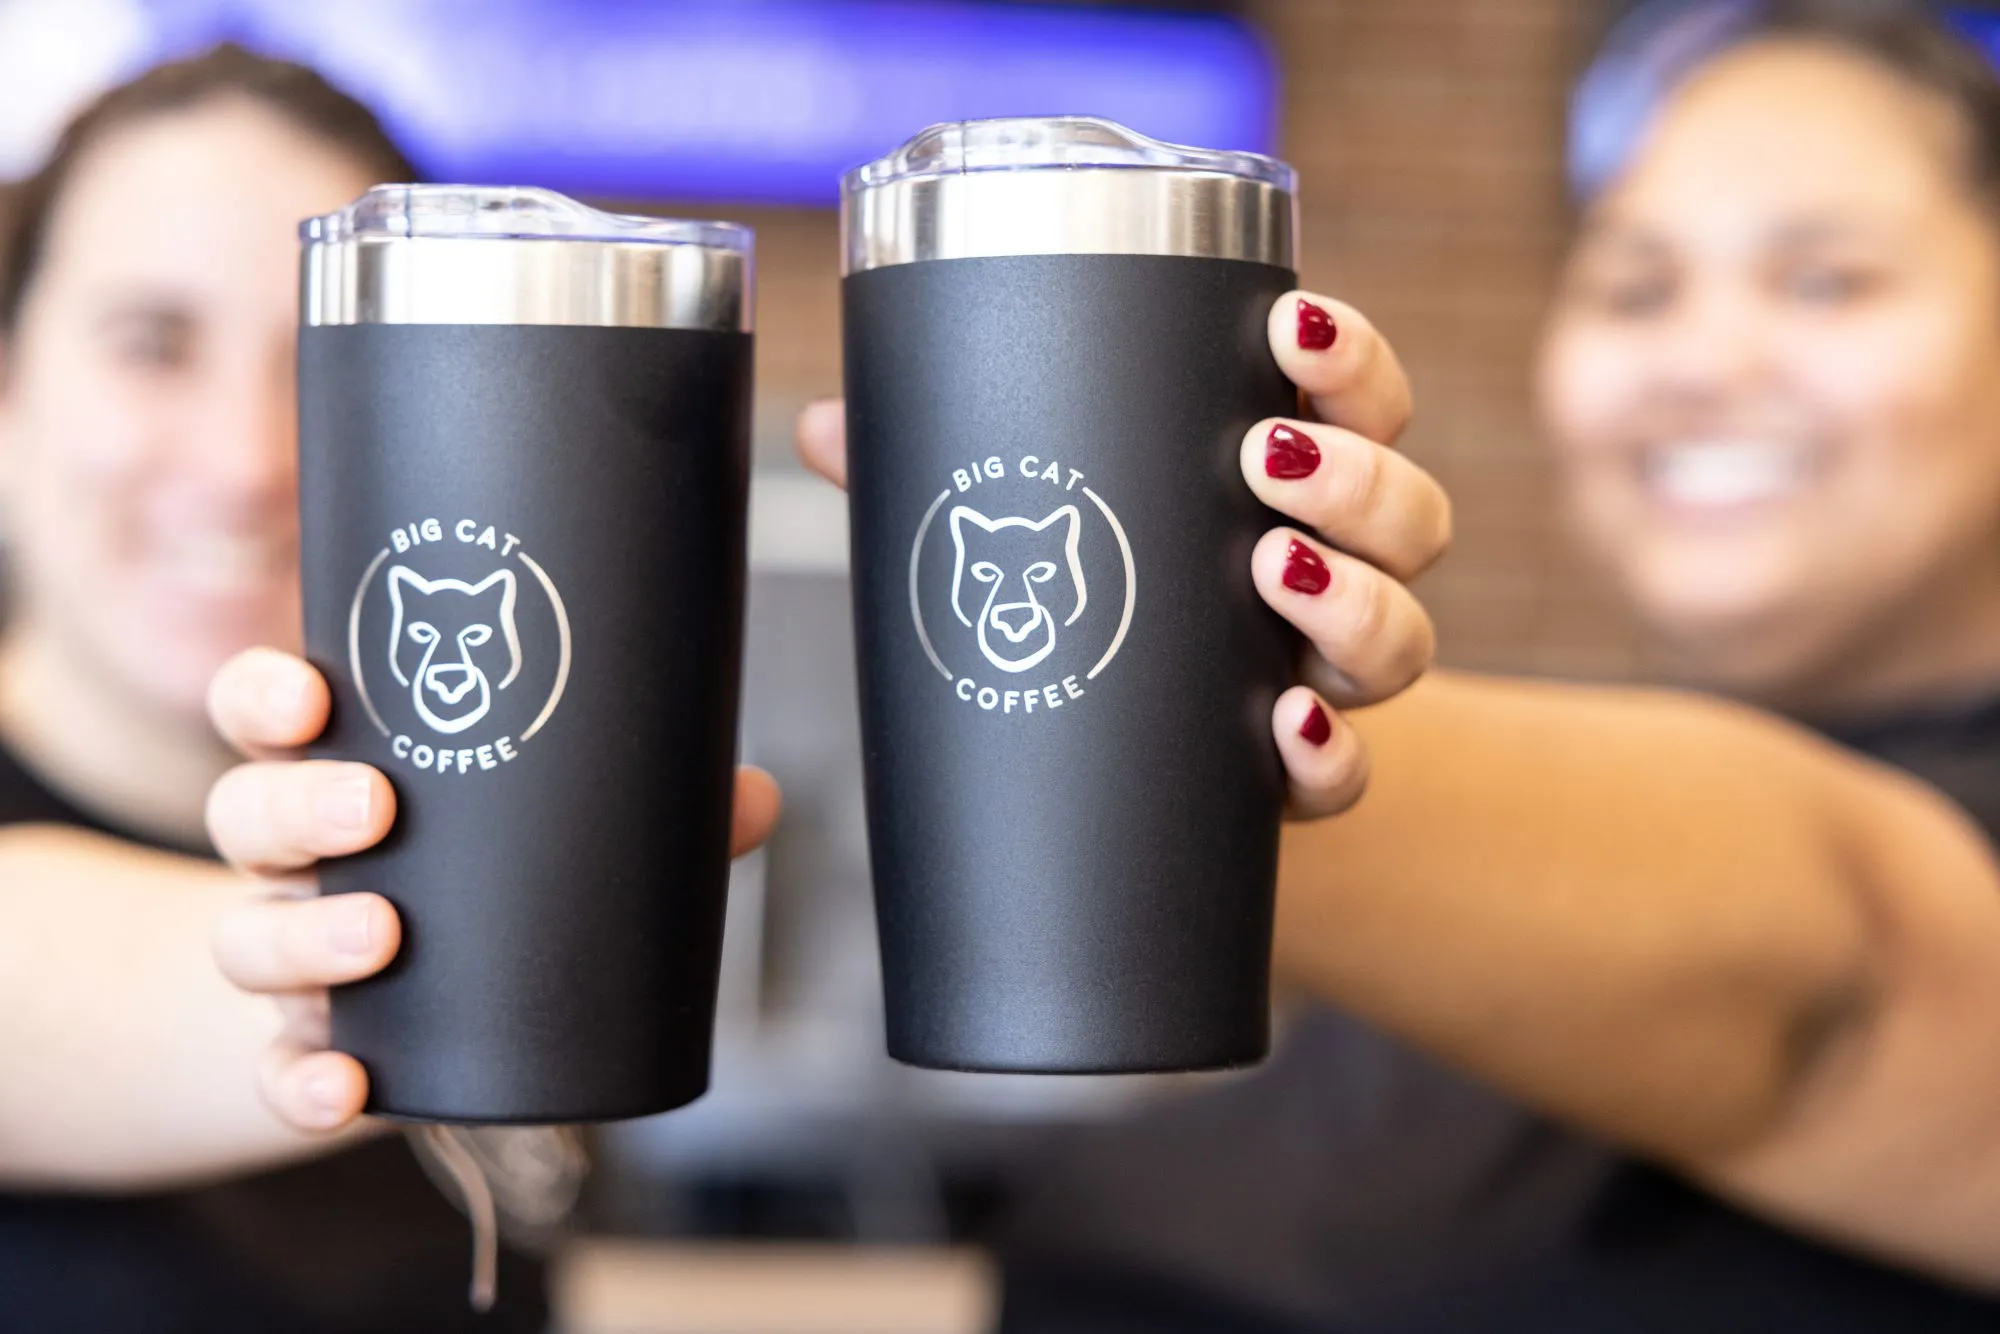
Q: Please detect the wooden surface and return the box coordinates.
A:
[552,1240,996,1334]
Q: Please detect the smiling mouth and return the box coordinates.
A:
[1638,439,1819,511]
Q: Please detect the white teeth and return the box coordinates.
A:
[1644,440,1808,508]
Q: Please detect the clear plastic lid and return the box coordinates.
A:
[301,184,753,253]
[842,116,1296,195]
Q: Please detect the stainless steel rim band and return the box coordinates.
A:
[302,237,753,331]
[842,167,1296,275]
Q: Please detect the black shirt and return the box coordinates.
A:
[0,743,548,1334]
[996,699,2000,1333]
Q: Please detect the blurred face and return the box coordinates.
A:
[1538,40,2000,702]
[0,99,375,718]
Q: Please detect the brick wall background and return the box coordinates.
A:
[1257,0,1647,680]
[706,0,1651,682]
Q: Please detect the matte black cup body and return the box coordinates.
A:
[841,119,1301,1072]
[296,187,754,1122]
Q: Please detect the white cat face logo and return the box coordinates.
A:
[386,566,521,735]
[907,462,1137,707]
[949,506,1087,674]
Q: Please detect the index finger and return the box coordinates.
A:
[1267,292,1414,446]
[212,891,401,994]
[208,648,332,758]
[795,397,847,489]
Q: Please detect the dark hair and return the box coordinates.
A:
[0,43,417,333]
[1573,0,2000,208]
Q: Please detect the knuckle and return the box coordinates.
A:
[278,900,329,975]
[213,651,282,747]
[1387,380,1415,439]
[225,902,293,991]
[256,1054,286,1108]
[1297,720,1371,817]
[279,993,332,1045]
[1384,476,1453,583]
[1327,730,1372,808]
[1382,597,1436,690]
[1337,567,1394,651]
[209,647,256,709]
[1412,609,1439,670]
[273,766,338,864]
[1390,612,1438,695]
[1327,439,1389,531]
[209,901,258,983]
[203,772,240,854]
[205,675,237,740]
[1374,347,1415,438]
[1430,487,1455,561]
[238,773,307,872]
[207,765,276,866]
[258,1044,305,1120]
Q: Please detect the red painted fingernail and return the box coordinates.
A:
[1265,423,1321,479]
[1300,703,1333,746]
[1297,299,1337,351]
[1282,539,1331,595]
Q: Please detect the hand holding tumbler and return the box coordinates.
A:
[842,119,1300,1072]
[298,186,754,1122]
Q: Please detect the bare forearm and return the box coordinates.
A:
[0,825,364,1190]
[1277,670,1901,1154]
[1276,669,2000,1282]
[1704,754,2000,1288]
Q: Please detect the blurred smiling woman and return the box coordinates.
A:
[1550,0,2000,709]
[0,46,549,1333]
[982,2,2000,1331]
[0,45,782,1333]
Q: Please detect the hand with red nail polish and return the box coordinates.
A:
[1244,289,1440,818]
[790,279,1441,824]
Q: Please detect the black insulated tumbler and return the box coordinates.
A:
[842,118,1300,1072]
[298,186,754,1122]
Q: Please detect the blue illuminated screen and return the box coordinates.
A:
[132,0,1280,205]
[1947,5,2000,62]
